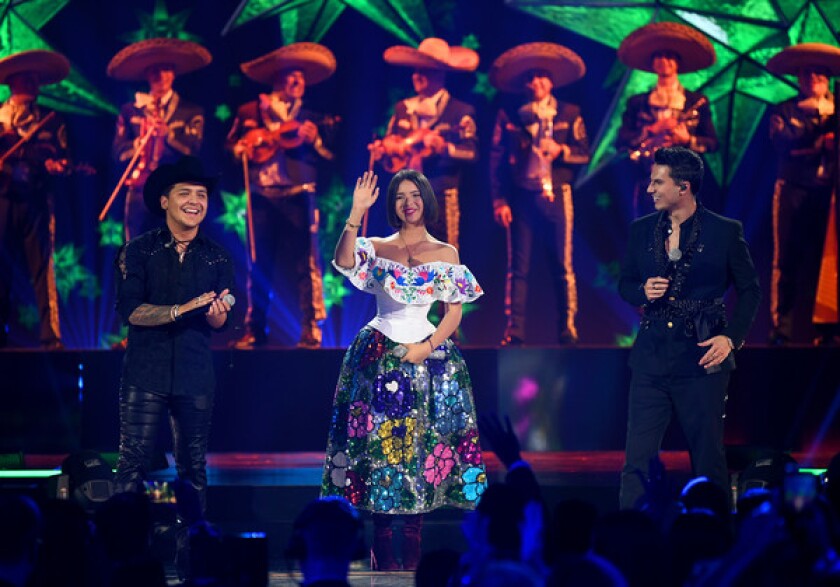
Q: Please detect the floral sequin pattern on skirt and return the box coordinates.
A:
[321,327,487,514]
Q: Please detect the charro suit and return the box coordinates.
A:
[385,90,477,248]
[618,205,760,508]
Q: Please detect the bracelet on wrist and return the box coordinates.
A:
[428,339,435,352]
[171,304,180,322]
[345,219,361,229]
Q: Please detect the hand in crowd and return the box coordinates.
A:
[697,334,733,369]
[493,204,513,228]
[478,412,522,468]
[298,120,319,144]
[643,276,670,301]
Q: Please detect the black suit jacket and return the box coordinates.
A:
[619,207,761,377]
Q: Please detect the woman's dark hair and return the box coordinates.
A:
[653,146,704,197]
[385,169,438,229]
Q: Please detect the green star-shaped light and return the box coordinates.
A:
[223,0,433,45]
[0,1,116,115]
[509,0,839,188]
[595,192,612,210]
[214,104,232,123]
[98,216,125,248]
[322,269,351,310]
[461,33,480,51]
[215,190,248,244]
[121,0,202,43]
[17,304,38,331]
[614,327,638,348]
[593,261,621,291]
[471,70,497,102]
[53,244,100,302]
[100,325,129,349]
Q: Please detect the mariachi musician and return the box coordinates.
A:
[489,42,590,346]
[227,42,338,349]
[108,38,210,240]
[370,38,479,249]
[0,50,71,350]
[616,22,718,217]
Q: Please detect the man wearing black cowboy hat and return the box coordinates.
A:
[108,38,211,241]
[766,43,840,346]
[113,155,233,510]
[0,49,70,350]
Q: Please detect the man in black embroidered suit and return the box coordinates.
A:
[227,42,337,349]
[618,147,760,509]
[489,42,590,346]
[371,38,479,249]
[616,22,718,217]
[114,156,233,510]
[0,50,71,349]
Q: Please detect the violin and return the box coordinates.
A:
[240,116,340,163]
[374,124,450,173]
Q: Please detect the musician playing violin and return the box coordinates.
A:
[0,50,70,349]
[616,23,718,217]
[226,43,338,349]
[108,38,210,241]
[370,38,479,250]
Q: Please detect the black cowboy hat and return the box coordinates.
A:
[142,156,218,217]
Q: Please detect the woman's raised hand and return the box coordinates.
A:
[352,171,379,213]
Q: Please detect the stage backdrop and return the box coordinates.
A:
[3,0,837,348]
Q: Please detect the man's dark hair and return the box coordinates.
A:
[386,169,439,229]
[653,146,704,197]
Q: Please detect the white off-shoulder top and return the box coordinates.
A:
[332,237,484,344]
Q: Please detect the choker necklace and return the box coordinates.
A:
[170,236,195,263]
[399,232,425,266]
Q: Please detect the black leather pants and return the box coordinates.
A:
[115,385,214,510]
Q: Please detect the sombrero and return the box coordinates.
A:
[240,42,336,86]
[143,156,218,217]
[0,50,70,86]
[489,42,585,93]
[107,38,212,81]
[767,43,840,77]
[384,38,479,72]
[618,22,716,73]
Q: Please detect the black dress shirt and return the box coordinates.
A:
[115,228,234,396]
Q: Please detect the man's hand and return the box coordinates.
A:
[697,335,733,369]
[298,120,319,144]
[494,204,513,228]
[643,277,670,301]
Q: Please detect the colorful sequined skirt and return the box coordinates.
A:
[321,327,487,514]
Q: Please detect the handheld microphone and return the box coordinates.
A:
[222,293,236,307]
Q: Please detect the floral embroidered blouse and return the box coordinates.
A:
[333,237,483,344]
